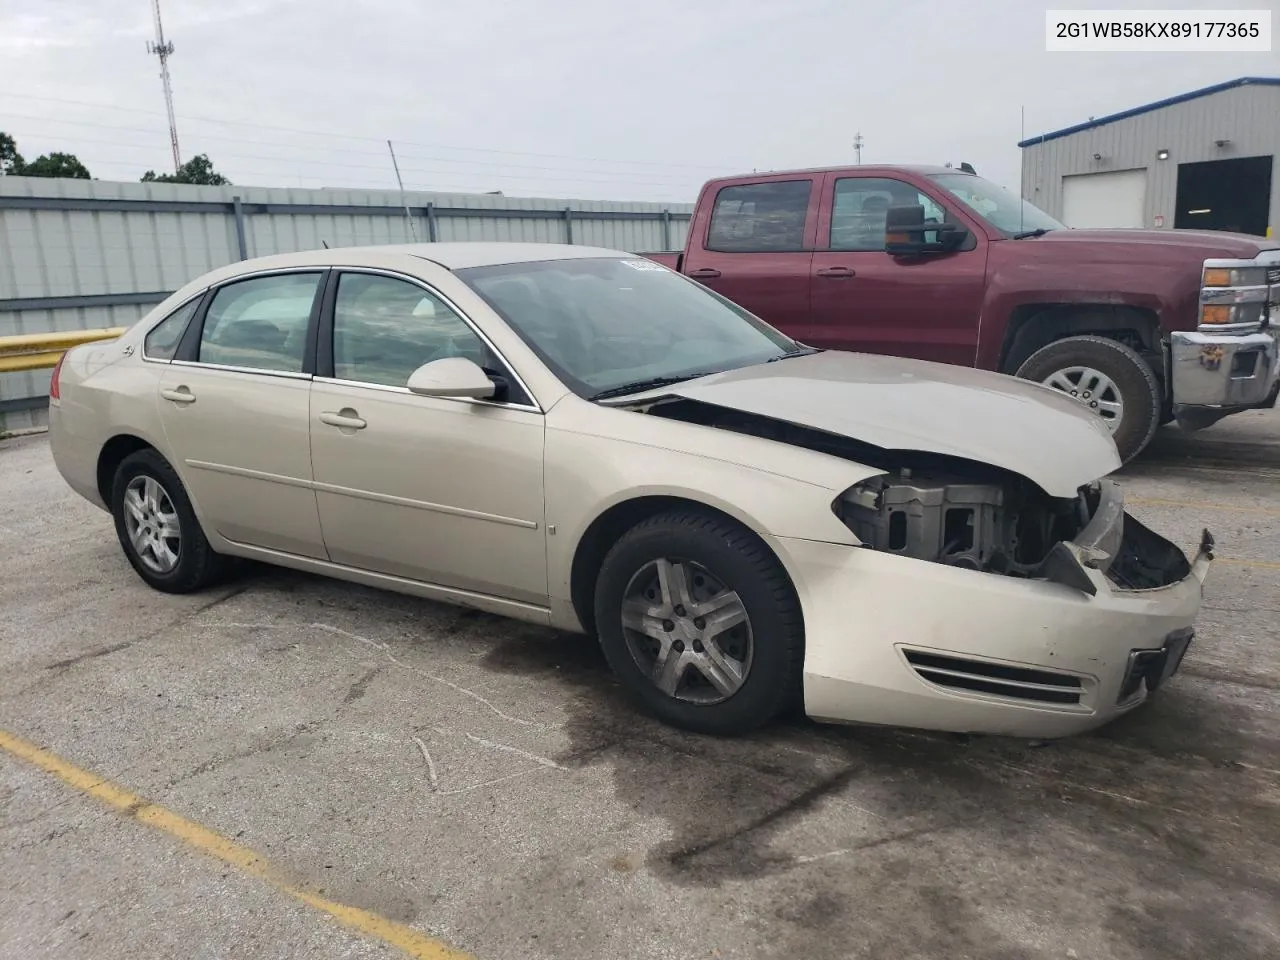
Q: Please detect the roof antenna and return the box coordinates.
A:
[322,240,329,249]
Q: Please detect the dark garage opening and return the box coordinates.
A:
[1174,155,1273,236]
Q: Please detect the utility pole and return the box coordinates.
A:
[387,141,419,241]
[853,131,864,165]
[146,0,181,174]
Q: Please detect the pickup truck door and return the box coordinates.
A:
[806,173,988,367]
[678,175,818,334]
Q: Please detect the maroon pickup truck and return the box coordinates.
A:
[642,164,1280,462]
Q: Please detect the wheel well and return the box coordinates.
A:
[999,305,1163,377]
[96,434,153,504]
[569,495,786,637]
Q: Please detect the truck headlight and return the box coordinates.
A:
[1203,266,1268,287]
[1200,301,1268,329]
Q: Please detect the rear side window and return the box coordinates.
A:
[197,272,322,373]
[143,297,201,361]
[707,180,812,253]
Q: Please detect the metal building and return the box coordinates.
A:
[1019,76,1279,239]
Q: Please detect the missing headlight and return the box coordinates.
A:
[834,469,1086,576]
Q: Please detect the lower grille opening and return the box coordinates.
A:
[904,650,1084,705]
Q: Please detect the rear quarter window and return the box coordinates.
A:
[143,297,202,361]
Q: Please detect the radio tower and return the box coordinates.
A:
[853,131,864,165]
[146,0,182,174]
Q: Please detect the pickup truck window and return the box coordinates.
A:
[831,177,947,251]
[929,173,1065,237]
[707,180,812,253]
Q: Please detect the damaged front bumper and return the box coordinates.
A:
[772,481,1214,738]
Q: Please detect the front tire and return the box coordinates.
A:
[1015,335,1162,463]
[593,509,804,736]
[110,448,229,593]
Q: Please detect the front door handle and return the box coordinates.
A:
[319,409,367,430]
[160,386,196,404]
[815,266,856,278]
[688,268,722,279]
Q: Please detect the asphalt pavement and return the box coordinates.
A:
[2,409,1278,960]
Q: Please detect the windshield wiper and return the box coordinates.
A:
[767,346,821,362]
[1012,228,1051,239]
[588,372,719,402]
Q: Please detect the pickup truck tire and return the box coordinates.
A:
[593,509,803,736]
[1015,335,1161,463]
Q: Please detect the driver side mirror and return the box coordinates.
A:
[406,356,496,400]
[884,203,969,256]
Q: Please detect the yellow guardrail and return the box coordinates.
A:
[0,327,128,374]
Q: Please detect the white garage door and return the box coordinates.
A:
[1061,169,1148,228]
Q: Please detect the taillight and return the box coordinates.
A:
[49,351,67,400]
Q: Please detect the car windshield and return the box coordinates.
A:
[929,173,1065,236]
[456,257,803,399]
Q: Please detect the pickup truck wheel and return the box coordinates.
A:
[593,509,804,736]
[1016,335,1161,463]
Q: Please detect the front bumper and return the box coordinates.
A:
[1170,329,1280,429]
[773,492,1213,738]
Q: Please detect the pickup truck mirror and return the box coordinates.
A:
[884,204,968,256]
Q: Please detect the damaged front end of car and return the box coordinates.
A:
[832,469,1214,597]
[642,394,1212,599]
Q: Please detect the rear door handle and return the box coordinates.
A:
[815,266,856,278]
[688,268,722,279]
[319,410,367,430]
[160,387,196,404]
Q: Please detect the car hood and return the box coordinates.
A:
[1026,228,1278,258]
[653,351,1122,497]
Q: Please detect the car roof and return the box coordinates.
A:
[222,242,631,275]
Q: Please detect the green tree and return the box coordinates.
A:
[0,133,92,179]
[0,132,24,175]
[20,151,92,179]
[142,154,231,185]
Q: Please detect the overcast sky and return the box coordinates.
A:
[1,0,1276,204]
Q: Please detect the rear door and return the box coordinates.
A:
[154,269,328,559]
[807,173,988,366]
[680,176,818,335]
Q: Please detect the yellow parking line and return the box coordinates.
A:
[1127,497,1280,518]
[0,728,474,960]
[1216,556,1280,570]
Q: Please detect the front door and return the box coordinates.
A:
[155,270,327,558]
[807,174,988,366]
[308,270,548,605]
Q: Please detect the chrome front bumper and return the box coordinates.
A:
[1170,328,1280,429]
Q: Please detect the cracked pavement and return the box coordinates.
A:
[2,409,1278,960]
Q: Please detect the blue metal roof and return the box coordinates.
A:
[1017,76,1280,148]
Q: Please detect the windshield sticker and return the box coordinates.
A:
[621,259,669,271]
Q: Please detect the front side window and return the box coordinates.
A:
[144,296,202,360]
[459,257,801,399]
[929,173,1065,236]
[830,178,949,251]
[707,179,812,252]
[332,273,491,388]
[198,273,321,373]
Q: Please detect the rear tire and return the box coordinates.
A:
[110,448,229,593]
[1015,335,1161,463]
[593,509,804,736]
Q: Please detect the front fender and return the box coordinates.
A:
[545,424,879,619]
